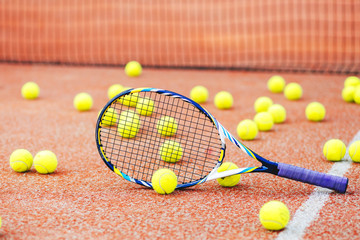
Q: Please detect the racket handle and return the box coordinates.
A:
[277,163,348,193]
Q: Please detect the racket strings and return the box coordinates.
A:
[98,91,222,184]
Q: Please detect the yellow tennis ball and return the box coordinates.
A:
[21,82,40,100]
[9,149,33,173]
[118,87,139,107]
[236,119,258,140]
[259,200,290,231]
[118,110,140,138]
[284,82,302,100]
[151,168,178,194]
[34,150,58,174]
[136,97,155,116]
[354,87,360,105]
[254,96,273,113]
[254,112,274,131]
[349,140,360,163]
[268,76,286,93]
[190,86,209,103]
[214,91,233,109]
[268,104,286,123]
[108,84,124,100]
[156,116,178,137]
[125,61,142,77]
[305,102,326,122]
[73,92,93,111]
[101,107,119,126]
[159,140,183,163]
[342,86,356,102]
[323,139,346,161]
[344,76,360,87]
[216,162,241,187]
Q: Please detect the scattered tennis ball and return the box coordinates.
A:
[344,76,360,87]
[267,75,286,93]
[118,87,139,107]
[349,141,360,163]
[342,86,356,103]
[73,92,93,111]
[34,150,58,174]
[156,116,178,137]
[9,149,33,173]
[107,84,124,100]
[305,102,326,122]
[354,87,360,105]
[216,162,241,187]
[118,110,140,138]
[101,107,119,126]
[254,112,274,131]
[268,104,286,123]
[214,91,233,109]
[323,139,346,161]
[190,85,209,103]
[125,61,142,77]
[236,119,258,140]
[151,168,178,194]
[284,82,302,100]
[136,97,155,116]
[254,96,273,113]
[159,140,183,163]
[259,200,290,231]
[21,82,40,100]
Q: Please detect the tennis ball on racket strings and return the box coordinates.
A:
[344,76,360,87]
[108,84,124,100]
[156,116,178,137]
[73,92,93,111]
[267,75,286,93]
[354,87,360,105]
[259,200,290,231]
[136,97,155,116]
[9,149,33,172]
[268,104,286,123]
[21,82,40,100]
[125,61,142,77]
[159,140,183,163]
[254,112,274,131]
[237,119,258,140]
[118,87,139,107]
[101,107,119,126]
[217,162,241,187]
[34,150,58,174]
[190,85,209,103]
[342,86,356,102]
[284,82,302,100]
[349,140,360,163]
[214,91,233,109]
[151,168,178,194]
[118,110,140,138]
[305,102,326,122]
[254,96,273,113]
[323,139,346,161]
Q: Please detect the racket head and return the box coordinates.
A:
[95,88,226,188]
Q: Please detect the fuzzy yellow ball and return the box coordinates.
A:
[136,97,155,116]
[305,102,326,122]
[117,110,141,138]
[9,149,33,173]
[159,140,183,163]
[284,82,302,100]
[323,139,346,161]
[190,86,209,103]
[349,141,360,163]
[254,112,274,131]
[214,91,233,109]
[268,76,286,93]
[237,119,258,140]
[217,162,241,187]
[108,84,124,100]
[125,61,142,77]
[101,107,119,126]
[354,87,360,105]
[118,87,139,107]
[34,150,58,174]
[268,104,286,123]
[73,92,93,111]
[151,168,178,194]
[21,82,40,100]
[156,116,178,137]
[344,76,360,87]
[259,200,290,230]
[254,96,273,113]
[342,86,356,103]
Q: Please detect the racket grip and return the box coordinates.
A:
[277,163,348,193]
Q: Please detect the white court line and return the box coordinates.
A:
[276,131,360,240]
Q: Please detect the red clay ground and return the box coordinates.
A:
[0,63,360,239]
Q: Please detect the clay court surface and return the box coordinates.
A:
[0,63,359,239]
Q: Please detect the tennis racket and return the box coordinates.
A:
[95,88,348,193]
